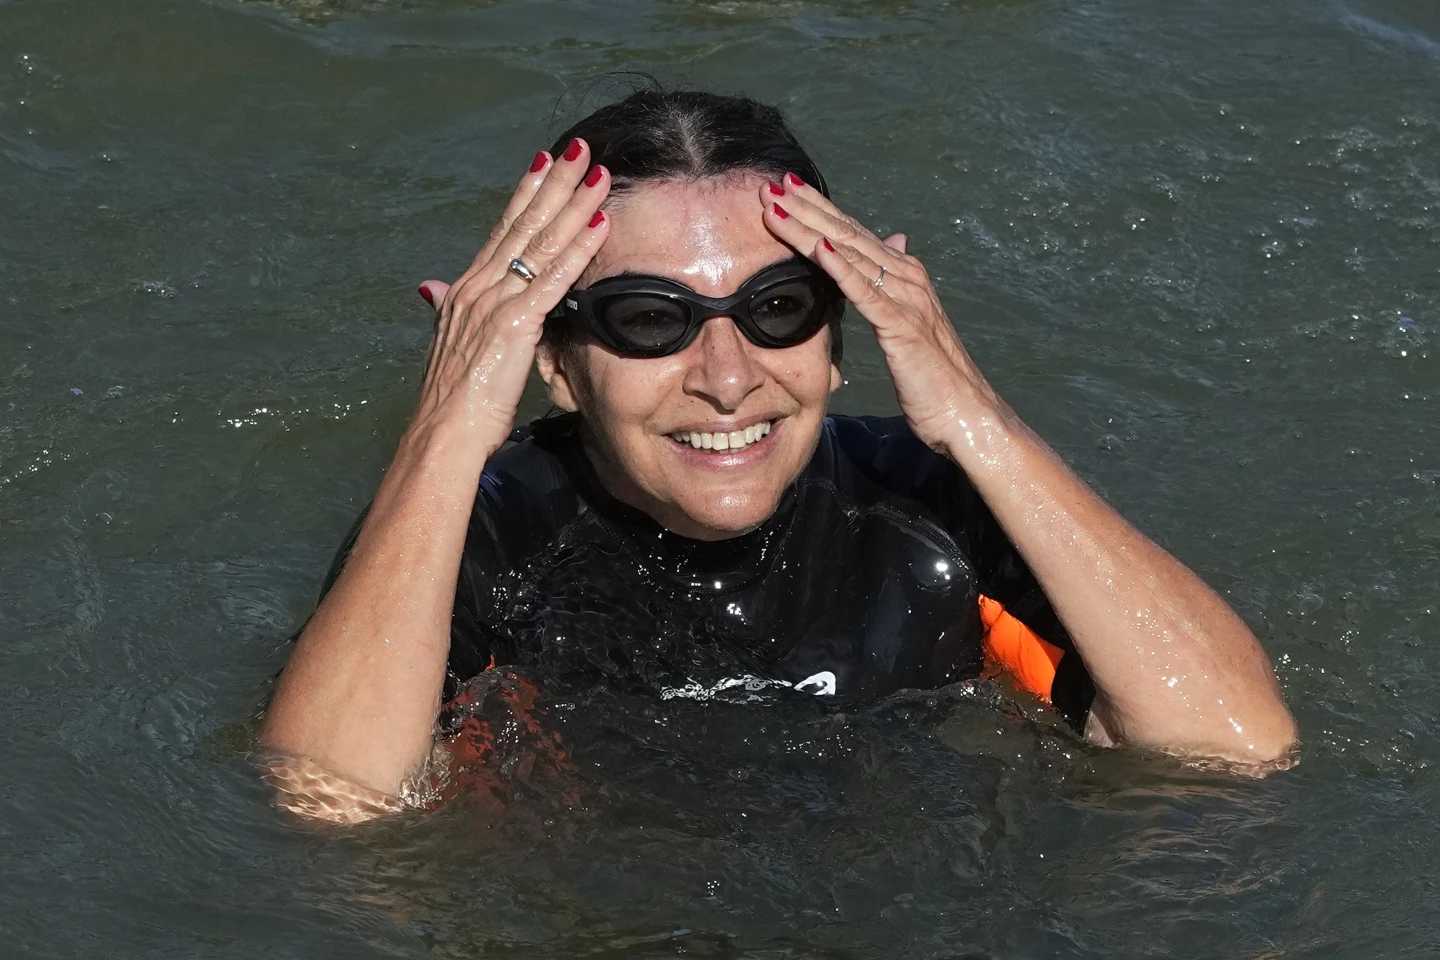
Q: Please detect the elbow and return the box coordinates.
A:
[1176,710,1300,777]
[1228,710,1299,773]
[1088,695,1300,775]
[257,753,409,825]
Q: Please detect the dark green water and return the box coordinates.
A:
[2,0,1438,955]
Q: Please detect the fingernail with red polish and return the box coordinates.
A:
[822,238,835,253]
[786,173,806,188]
[563,138,584,162]
[417,285,434,305]
[772,203,789,219]
[766,181,785,197]
[584,165,604,187]
[589,210,606,228]
[529,152,548,173]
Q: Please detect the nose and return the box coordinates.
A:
[680,316,766,412]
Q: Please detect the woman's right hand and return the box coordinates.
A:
[410,138,611,461]
[260,141,612,804]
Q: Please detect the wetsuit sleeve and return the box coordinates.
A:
[317,506,368,600]
[447,495,506,693]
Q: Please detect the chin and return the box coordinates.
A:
[673,487,785,539]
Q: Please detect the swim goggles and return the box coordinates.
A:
[548,258,844,359]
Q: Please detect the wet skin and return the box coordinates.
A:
[261,139,1297,814]
[537,179,842,541]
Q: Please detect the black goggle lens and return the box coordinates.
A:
[592,276,827,355]
[747,279,820,340]
[594,294,693,354]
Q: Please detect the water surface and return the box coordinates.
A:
[2,0,1438,956]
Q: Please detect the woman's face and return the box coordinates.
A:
[537,176,841,541]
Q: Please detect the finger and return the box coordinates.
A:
[497,210,612,332]
[418,280,451,375]
[417,280,450,308]
[762,193,830,262]
[506,164,611,293]
[777,174,888,249]
[764,194,901,294]
[432,150,553,338]
[479,137,594,283]
[774,175,918,275]
[884,233,907,254]
[440,145,592,339]
[823,237,887,288]
[469,151,554,272]
[768,187,902,275]
[813,236,903,324]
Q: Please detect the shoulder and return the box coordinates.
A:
[481,414,579,502]
[816,414,969,506]
[470,413,589,557]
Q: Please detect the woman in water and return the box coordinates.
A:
[260,90,1296,819]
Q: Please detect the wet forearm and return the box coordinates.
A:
[937,393,1296,763]
[260,421,485,795]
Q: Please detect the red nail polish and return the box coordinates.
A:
[529,152,548,173]
[766,181,785,196]
[772,203,789,219]
[822,238,835,253]
[417,285,434,305]
[584,165,604,187]
[563,139,583,162]
[588,210,605,228]
[787,173,806,189]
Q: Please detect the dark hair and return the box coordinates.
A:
[540,89,842,364]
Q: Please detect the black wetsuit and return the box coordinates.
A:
[325,413,1095,728]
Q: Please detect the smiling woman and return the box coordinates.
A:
[258,89,1298,818]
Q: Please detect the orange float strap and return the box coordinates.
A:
[979,594,1065,703]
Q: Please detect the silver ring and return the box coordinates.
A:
[873,265,887,289]
[508,257,538,283]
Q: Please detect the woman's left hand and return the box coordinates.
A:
[759,175,1001,455]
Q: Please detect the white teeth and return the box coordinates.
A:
[671,420,774,452]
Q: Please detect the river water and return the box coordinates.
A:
[2,0,1438,956]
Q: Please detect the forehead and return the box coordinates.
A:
[582,176,796,296]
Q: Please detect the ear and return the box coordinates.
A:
[535,341,582,413]
[829,362,842,394]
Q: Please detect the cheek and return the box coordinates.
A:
[764,343,838,404]
[582,348,687,434]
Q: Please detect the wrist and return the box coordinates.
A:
[400,399,512,469]
[931,389,1027,476]
[380,416,493,506]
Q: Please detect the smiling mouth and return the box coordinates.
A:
[668,420,773,452]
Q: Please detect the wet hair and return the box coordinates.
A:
[539,88,843,365]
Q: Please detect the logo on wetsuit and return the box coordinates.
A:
[660,671,839,702]
[794,671,837,696]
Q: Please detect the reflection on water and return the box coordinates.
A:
[2,0,1438,955]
